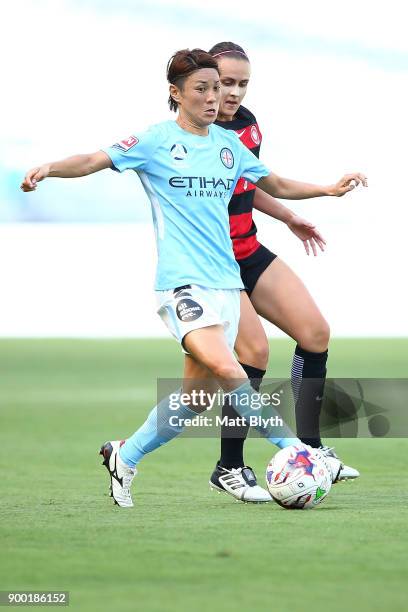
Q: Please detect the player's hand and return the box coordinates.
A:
[287,214,326,256]
[328,173,368,197]
[20,164,50,192]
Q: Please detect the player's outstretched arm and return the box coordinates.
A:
[20,151,112,192]
[253,188,295,223]
[253,188,326,256]
[256,171,368,200]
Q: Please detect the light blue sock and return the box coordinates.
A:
[119,390,197,468]
[227,381,300,449]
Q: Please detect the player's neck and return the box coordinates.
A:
[176,116,209,137]
[216,112,236,122]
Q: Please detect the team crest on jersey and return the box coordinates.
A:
[112,136,139,152]
[220,147,234,169]
[170,143,188,161]
[251,125,261,145]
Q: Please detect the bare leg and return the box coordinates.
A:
[182,353,220,412]
[250,258,329,352]
[251,258,329,446]
[234,291,269,369]
[183,324,246,391]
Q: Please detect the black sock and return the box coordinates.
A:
[291,345,328,448]
[218,363,266,469]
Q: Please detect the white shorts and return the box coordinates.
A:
[156,284,241,353]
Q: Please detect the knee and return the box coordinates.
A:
[211,360,243,383]
[236,339,269,370]
[297,320,330,353]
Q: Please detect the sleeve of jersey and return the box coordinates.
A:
[101,127,159,173]
[236,137,270,183]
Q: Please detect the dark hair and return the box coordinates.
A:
[209,41,249,62]
[167,48,219,112]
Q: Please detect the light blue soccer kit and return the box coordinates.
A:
[103,122,298,467]
[103,121,269,291]
[103,121,269,351]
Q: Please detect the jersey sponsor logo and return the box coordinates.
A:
[251,125,261,145]
[169,176,234,198]
[112,136,139,152]
[236,129,246,138]
[170,143,188,161]
[220,147,234,169]
[169,176,234,190]
[176,299,203,322]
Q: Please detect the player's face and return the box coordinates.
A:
[217,58,251,121]
[172,68,221,127]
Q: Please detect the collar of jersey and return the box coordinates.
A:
[173,121,213,140]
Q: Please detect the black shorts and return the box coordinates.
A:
[237,244,277,296]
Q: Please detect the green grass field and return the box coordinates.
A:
[1,338,408,611]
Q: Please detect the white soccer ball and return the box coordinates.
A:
[266,444,332,510]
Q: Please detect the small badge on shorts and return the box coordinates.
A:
[176,299,203,322]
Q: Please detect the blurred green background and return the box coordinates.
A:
[1,338,407,611]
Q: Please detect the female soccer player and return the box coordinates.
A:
[207,41,361,501]
[21,49,366,507]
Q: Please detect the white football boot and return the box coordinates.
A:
[319,446,360,482]
[210,463,272,503]
[99,440,136,508]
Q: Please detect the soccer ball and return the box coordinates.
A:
[266,444,332,510]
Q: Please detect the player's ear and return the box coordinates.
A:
[169,84,181,107]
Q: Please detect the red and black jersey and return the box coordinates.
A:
[215,105,262,260]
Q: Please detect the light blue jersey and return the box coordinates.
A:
[103,121,270,290]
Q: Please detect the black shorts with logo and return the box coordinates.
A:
[237,244,277,296]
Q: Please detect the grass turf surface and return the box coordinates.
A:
[1,338,407,611]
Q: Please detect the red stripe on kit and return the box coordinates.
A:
[233,235,261,260]
[229,212,253,237]
[234,177,256,196]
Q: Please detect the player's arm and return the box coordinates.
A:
[256,171,368,200]
[20,151,112,192]
[253,188,326,256]
[252,188,295,223]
